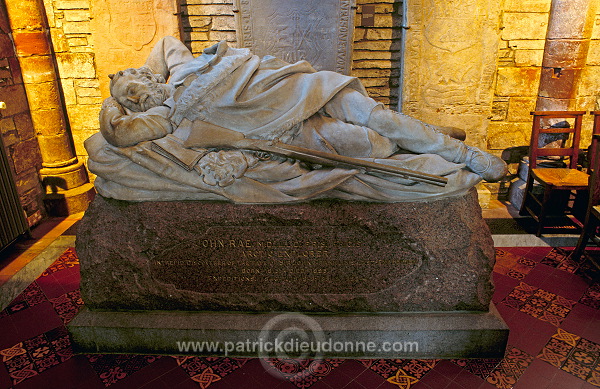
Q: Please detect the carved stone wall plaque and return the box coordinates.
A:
[90,0,180,99]
[401,0,502,149]
[234,0,355,75]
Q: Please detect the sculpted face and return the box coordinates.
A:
[109,67,174,112]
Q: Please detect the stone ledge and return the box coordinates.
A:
[68,307,509,359]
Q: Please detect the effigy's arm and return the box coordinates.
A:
[99,97,173,147]
[144,36,194,82]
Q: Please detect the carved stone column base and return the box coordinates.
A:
[43,182,95,216]
[41,161,95,216]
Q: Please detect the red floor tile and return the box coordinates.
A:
[562,303,596,335]
[352,365,394,388]
[0,317,20,350]
[0,361,11,389]
[546,368,586,389]
[524,264,554,287]
[539,270,591,302]
[581,310,600,343]
[520,358,558,383]
[431,360,464,381]
[6,303,63,342]
[417,368,453,388]
[2,241,599,389]
[10,354,103,389]
[519,322,559,356]
[452,368,488,388]
[36,273,69,299]
[445,381,470,389]
[109,357,180,389]
[341,381,369,389]
[156,363,198,387]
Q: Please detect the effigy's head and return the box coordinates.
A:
[108,66,174,112]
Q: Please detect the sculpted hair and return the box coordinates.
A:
[108,66,166,98]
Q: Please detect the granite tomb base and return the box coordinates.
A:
[69,188,508,357]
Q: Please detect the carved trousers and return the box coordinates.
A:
[322,88,468,164]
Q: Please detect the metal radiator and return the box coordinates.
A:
[0,134,29,251]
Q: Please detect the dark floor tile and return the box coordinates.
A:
[319,364,358,388]
[9,302,63,342]
[342,380,369,389]
[172,377,208,389]
[512,366,552,389]
[524,264,554,287]
[432,360,464,381]
[157,364,197,387]
[0,361,11,389]
[209,359,293,389]
[452,368,487,387]
[139,378,172,389]
[581,310,600,343]
[492,274,520,304]
[494,300,518,324]
[519,359,558,384]
[540,270,590,302]
[13,354,103,389]
[546,368,585,389]
[0,317,20,349]
[518,321,558,356]
[409,381,433,389]
[445,381,469,389]
[109,357,179,389]
[35,273,67,299]
[417,368,452,388]
[353,365,391,388]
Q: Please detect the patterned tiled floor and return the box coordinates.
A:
[0,246,599,388]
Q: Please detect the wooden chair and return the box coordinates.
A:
[519,111,587,236]
[570,112,600,274]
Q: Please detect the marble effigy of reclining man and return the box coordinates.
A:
[86,36,507,203]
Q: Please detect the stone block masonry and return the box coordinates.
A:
[179,0,404,109]
[489,0,600,152]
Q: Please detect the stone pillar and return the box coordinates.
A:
[5,0,94,215]
[535,0,598,113]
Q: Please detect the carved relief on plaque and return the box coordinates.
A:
[90,0,180,98]
[235,0,355,74]
[402,0,502,143]
[107,0,157,51]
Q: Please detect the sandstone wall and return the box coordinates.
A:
[489,0,600,151]
[179,0,403,108]
[0,3,45,225]
[38,0,600,164]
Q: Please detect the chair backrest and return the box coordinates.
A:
[586,113,600,206]
[529,111,586,169]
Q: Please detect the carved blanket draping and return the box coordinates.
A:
[86,132,481,203]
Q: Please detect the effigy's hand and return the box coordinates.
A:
[99,97,172,147]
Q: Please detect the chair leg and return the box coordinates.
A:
[572,216,598,262]
[536,186,552,237]
[519,174,534,216]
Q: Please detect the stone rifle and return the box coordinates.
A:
[184,121,448,187]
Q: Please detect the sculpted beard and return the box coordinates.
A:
[139,81,169,112]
